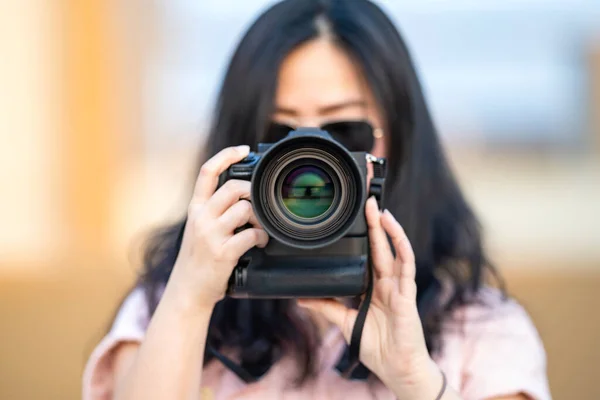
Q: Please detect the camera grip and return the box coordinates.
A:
[217,152,260,189]
[227,257,368,298]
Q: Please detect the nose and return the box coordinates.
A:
[285,116,326,129]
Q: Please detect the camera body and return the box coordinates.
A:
[217,127,384,298]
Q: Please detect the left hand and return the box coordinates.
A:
[297,197,444,399]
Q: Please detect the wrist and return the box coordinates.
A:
[384,357,445,400]
[162,267,217,318]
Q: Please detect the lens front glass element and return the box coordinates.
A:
[255,139,363,248]
[281,166,334,219]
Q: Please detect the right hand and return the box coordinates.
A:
[169,145,269,311]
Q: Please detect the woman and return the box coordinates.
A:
[83,1,551,399]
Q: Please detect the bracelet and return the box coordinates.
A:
[434,369,447,400]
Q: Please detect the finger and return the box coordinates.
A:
[297,299,358,343]
[381,209,415,269]
[381,210,417,297]
[366,197,394,279]
[192,145,250,203]
[206,179,251,217]
[218,199,259,233]
[224,227,269,255]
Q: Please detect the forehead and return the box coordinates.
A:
[274,39,367,111]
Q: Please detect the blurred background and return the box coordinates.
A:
[1,0,599,398]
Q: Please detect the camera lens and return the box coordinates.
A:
[251,132,364,249]
[280,166,334,219]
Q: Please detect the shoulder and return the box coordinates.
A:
[110,286,152,336]
[457,287,540,338]
[82,286,154,400]
[440,287,552,400]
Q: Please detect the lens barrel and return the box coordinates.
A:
[252,132,364,249]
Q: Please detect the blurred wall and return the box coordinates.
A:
[0,0,139,398]
[0,0,63,264]
[0,1,599,399]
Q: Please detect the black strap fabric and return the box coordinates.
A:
[341,155,386,379]
[435,370,447,400]
[341,251,374,378]
[206,345,257,383]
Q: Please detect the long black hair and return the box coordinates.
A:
[137,0,503,383]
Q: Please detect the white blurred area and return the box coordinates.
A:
[0,0,63,262]
[149,0,600,146]
[128,0,600,271]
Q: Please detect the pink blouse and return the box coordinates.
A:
[83,288,551,400]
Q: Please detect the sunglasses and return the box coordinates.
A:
[264,120,381,152]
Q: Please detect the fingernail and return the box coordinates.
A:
[296,300,309,308]
[237,145,250,154]
[383,209,392,216]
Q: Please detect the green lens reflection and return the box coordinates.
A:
[281,166,334,219]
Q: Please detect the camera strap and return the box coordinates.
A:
[341,155,386,379]
[340,251,374,378]
[206,344,258,383]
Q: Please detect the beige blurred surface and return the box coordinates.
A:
[0,1,599,399]
[3,261,600,399]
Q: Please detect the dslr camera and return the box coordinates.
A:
[218,127,385,298]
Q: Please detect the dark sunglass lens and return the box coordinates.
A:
[321,120,375,152]
[265,122,294,141]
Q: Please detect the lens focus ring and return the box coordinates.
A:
[258,145,358,244]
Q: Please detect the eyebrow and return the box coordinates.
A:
[275,99,367,116]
